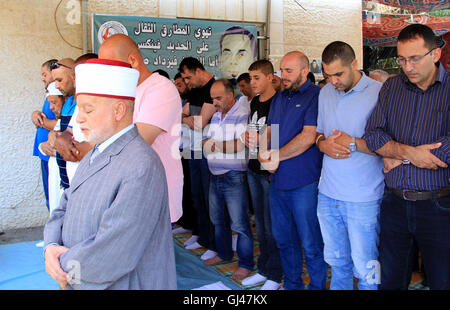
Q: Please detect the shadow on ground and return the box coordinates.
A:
[0,226,44,245]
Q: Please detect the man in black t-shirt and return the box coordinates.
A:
[179,57,218,261]
[240,60,283,290]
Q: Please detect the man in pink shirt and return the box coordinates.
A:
[98,34,183,223]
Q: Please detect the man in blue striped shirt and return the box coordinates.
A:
[50,58,77,190]
[364,24,449,290]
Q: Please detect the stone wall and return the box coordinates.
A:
[282,0,363,69]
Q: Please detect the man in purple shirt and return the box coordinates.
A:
[364,24,449,290]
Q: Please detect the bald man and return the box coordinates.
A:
[258,51,328,290]
[98,34,183,223]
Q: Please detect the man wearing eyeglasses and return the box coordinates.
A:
[364,24,449,290]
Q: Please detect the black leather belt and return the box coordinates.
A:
[391,187,450,201]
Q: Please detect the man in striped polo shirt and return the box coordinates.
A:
[49,58,77,191]
[364,24,449,290]
[202,79,254,282]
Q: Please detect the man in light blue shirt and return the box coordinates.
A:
[315,41,384,290]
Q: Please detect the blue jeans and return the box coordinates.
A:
[189,151,215,251]
[270,182,328,290]
[209,170,254,271]
[379,189,450,290]
[247,169,282,283]
[317,193,381,290]
[41,159,49,210]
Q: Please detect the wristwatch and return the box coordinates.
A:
[349,137,357,152]
[402,159,411,165]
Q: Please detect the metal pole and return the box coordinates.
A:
[82,0,89,53]
[266,0,271,58]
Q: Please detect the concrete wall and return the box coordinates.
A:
[0,0,83,230]
[0,0,362,230]
[282,0,363,69]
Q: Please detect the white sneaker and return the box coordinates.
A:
[185,241,202,250]
[184,235,199,247]
[260,280,281,290]
[200,250,217,260]
[35,241,44,247]
[241,273,267,286]
[172,226,192,234]
[232,234,238,252]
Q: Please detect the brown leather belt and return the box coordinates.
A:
[391,187,450,201]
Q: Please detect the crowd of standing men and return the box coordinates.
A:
[31,23,448,290]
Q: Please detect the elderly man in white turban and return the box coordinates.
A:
[38,82,65,217]
[43,58,176,290]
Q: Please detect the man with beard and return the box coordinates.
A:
[44,58,176,290]
[259,51,328,290]
[172,72,197,236]
[178,57,217,258]
[315,41,384,290]
[47,58,77,192]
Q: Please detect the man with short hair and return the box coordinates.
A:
[98,34,184,224]
[46,54,98,178]
[259,51,328,290]
[49,58,77,190]
[202,79,254,281]
[172,71,196,235]
[178,57,217,256]
[174,72,190,105]
[315,41,384,290]
[44,58,176,290]
[240,59,282,290]
[65,53,98,183]
[272,73,283,92]
[364,24,449,290]
[236,72,255,110]
[32,59,57,211]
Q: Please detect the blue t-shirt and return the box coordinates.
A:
[267,80,323,190]
[317,73,384,202]
[56,96,77,189]
[61,95,77,116]
[33,97,56,161]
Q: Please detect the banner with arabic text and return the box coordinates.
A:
[93,14,258,80]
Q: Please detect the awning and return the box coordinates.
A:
[363,11,450,46]
[367,0,450,12]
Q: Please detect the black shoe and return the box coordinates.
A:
[0,230,4,236]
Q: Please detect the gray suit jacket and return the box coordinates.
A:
[44,126,177,290]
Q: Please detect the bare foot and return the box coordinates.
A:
[231,267,251,282]
[204,256,224,266]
